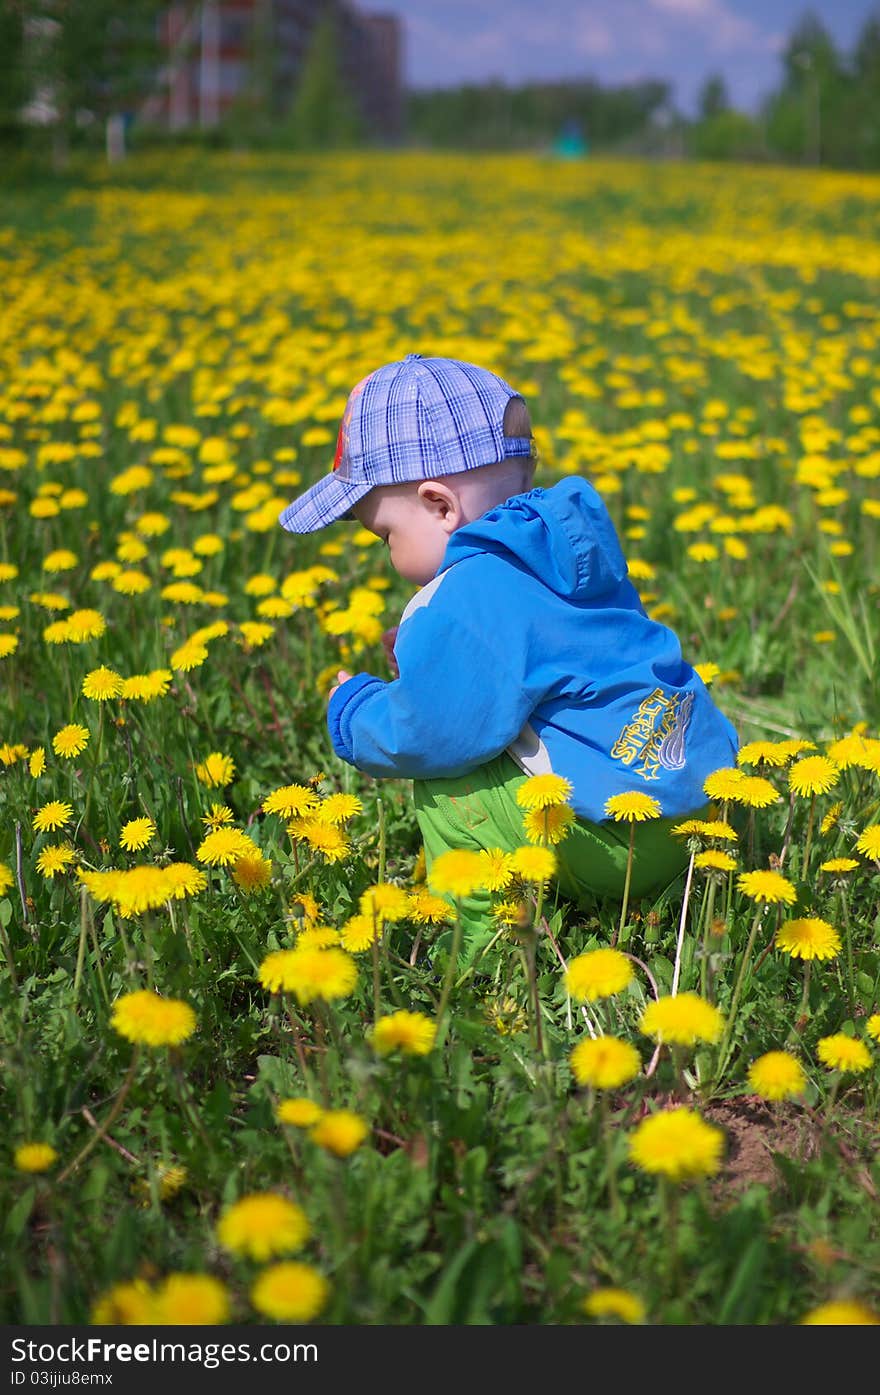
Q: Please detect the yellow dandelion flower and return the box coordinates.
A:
[515,773,574,811]
[776,917,841,961]
[170,641,208,672]
[737,741,789,768]
[428,849,488,898]
[694,850,738,872]
[111,990,196,1047]
[202,802,234,829]
[703,767,745,800]
[195,751,235,787]
[483,995,528,1035]
[81,665,123,700]
[251,1263,329,1323]
[91,1279,156,1325]
[816,1034,872,1073]
[697,820,737,841]
[523,803,576,845]
[788,756,839,798]
[52,723,89,759]
[14,1142,58,1173]
[570,1035,641,1089]
[747,1051,807,1101]
[163,862,207,900]
[359,883,411,923]
[475,848,515,891]
[315,792,362,824]
[28,747,46,777]
[819,857,859,875]
[217,1194,309,1262]
[263,783,320,818]
[35,844,76,878]
[865,1015,880,1043]
[287,817,350,862]
[232,851,273,891]
[276,1098,324,1128]
[566,948,633,1002]
[339,913,380,952]
[309,1109,368,1157]
[509,844,557,882]
[604,792,662,822]
[727,775,781,809]
[32,800,74,833]
[119,817,157,852]
[296,926,340,950]
[800,1300,879,1325]
[406,888,452,925]
[152,1275,230,1326]
[582,1288,645,1324]
[371,1010,436,1056]
[628,1107,724,1181]
[854,825,880,859]
[737,869,797,905]
[639,993,724,1046]
[196,828,258,866]
[257,946,357,1004]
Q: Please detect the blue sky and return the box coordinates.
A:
[383,1,878,114]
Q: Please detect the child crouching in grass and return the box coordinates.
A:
[279,354,738,958]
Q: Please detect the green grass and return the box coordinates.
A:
[1,151,880,1326]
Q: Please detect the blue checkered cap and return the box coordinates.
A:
[278,354,532,533]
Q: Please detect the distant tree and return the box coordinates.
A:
[697,74,729,121]
[764,10,845,164]
[286,9,361,149]
[850,10,880,166]
[12,0,165,162]
[406,77,670,151]
[691,110,762,161]
[0,2,27,140]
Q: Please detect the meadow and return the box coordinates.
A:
[1,150,880,1326]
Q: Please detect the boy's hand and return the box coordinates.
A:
[328,669,352,701]
[381,626,400,678]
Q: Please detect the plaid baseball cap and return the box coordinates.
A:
[278,353,532,533]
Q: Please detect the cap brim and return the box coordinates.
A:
[278,472,374,534]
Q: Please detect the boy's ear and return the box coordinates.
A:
[416,480,461,532]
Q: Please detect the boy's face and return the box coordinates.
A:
[353,482,455,587]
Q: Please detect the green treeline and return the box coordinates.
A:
[2,3,880,169]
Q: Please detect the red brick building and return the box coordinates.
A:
[149,1,402,139]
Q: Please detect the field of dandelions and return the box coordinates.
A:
[2,151,880,1327]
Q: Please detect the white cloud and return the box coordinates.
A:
[574,18,615,57]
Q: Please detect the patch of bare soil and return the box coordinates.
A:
[705,1098,821,1193]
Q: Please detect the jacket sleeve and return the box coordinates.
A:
[326,564,545,779]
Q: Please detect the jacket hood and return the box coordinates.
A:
[440,477,628,600]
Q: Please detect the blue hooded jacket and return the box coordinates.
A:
[327,477,738,821]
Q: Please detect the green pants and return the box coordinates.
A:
[414,753,695,953]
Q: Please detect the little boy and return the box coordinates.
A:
[279,354,738,947]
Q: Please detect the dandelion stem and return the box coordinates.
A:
[283,995,313,1091]
[601,1092,622,1220]
[671,850,696,997]
[57,1049,140,1184]
[700,876,718,1001]
[0,903,19,991]
[435,904,464,1038]
[801,794,816,873]
[838,887,855,1019]
[376,795,386,885]
[613,823,636,948]
[73,886,89,1004]
[713,906,765,1087]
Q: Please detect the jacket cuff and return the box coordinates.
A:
[327,672,384,763]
